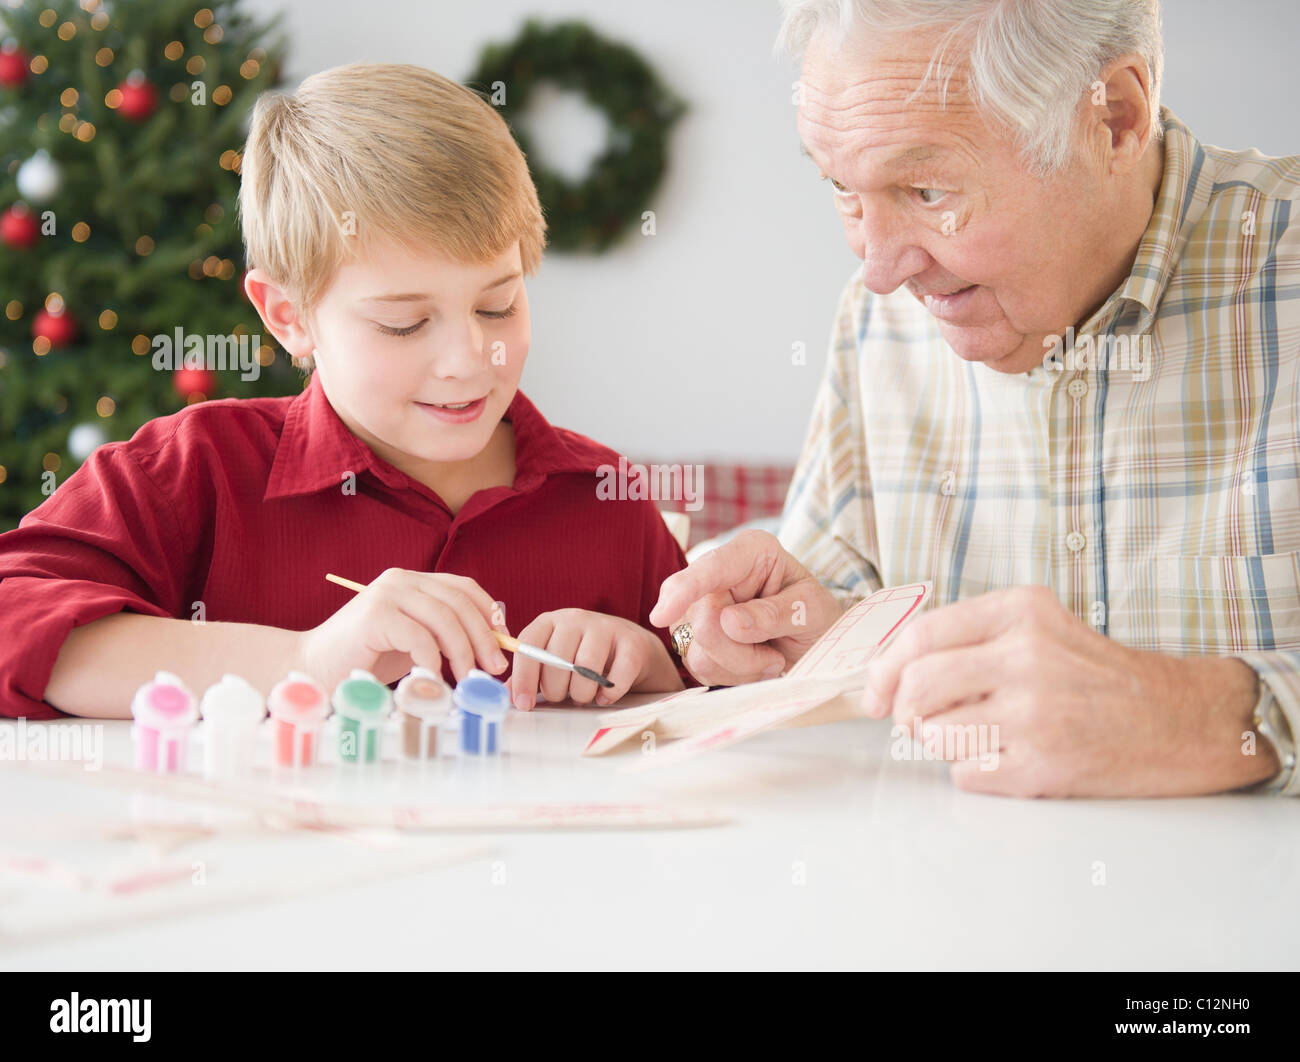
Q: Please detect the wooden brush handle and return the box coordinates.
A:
[492,630,521,653]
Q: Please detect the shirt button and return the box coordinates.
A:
[1065,530,1086,553]
[1067,378,1088,399]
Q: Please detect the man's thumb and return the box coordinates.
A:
[720,593,797,644]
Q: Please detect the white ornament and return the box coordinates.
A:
[67,422,108,461]
[16,149,61,203]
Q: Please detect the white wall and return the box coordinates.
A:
[246,0,1300,464]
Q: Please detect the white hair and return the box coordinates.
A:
[777,0,1164,173]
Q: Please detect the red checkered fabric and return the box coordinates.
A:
[634,460,796,548]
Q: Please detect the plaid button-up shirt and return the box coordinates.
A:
[780,108,1300,794]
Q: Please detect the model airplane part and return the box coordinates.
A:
[5,760,730,831]
[587,582,931,767]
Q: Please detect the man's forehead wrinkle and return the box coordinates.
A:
[799,97,983,161]
[799,111,984,180]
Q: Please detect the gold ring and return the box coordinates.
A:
[670,621,694,658]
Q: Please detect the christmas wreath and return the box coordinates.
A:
[465,20,686,254]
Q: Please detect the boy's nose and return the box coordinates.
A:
[429,319,488,376]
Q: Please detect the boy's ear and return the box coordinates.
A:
[243,268,316,361]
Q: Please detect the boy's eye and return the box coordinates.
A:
[375,320,427,337]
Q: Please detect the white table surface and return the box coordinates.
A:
[0,703,1295,971]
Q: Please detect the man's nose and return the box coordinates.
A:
[851,204,929,296]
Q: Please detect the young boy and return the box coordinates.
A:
[0,63,688,719]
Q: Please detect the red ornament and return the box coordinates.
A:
[32,306,77,347]
[0,43,28,89]
[173,367,216,399]
[116,71,158,122]
[1,203,39,248]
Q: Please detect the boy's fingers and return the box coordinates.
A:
[414,586,507,675]
[510,655,541,710]
[539,623,582,705]
[438,574,504,628]
[568,629,614,705]
[595,635,643,706]
[398,597,478,680]
[511,615,554,710]
[378,611,441,681]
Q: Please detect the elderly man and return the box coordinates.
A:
[652,0,1300,798]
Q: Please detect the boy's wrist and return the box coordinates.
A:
[633,625,686,693]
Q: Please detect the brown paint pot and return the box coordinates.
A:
[395,667,452,760]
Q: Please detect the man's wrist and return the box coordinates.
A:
[1193,656,1280,790]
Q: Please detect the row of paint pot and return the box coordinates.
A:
[129,666,510,775]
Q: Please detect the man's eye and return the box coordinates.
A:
[375,320,427,337]
[819,173,853,196]
[914,187,946,205]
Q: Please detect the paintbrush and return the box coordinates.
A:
[324,573,614,689]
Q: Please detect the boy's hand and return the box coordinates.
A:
[508,609,684,710]
[297,569,508,690]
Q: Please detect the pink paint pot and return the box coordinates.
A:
[130,671,198,773]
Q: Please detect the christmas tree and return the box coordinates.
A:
[0,0,296,531]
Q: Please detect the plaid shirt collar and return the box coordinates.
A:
[1080,106,1211,336]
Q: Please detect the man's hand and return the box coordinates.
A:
[863,584,1279,797]
[649,530,843,686]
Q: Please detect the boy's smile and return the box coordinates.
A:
[415,395,488,424]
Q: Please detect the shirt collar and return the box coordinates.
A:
[1080,106,1212,335]
[264,374,600,503]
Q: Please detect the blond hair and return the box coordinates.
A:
[238,63,547,335]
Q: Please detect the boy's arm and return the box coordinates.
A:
[0,439,205,719]
[45,614,302,719]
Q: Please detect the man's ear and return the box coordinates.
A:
[243,269,316,361]
[1086,54,1157,176]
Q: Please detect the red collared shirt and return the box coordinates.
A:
[0,375,687,718]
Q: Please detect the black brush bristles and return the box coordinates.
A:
[575,665,615,689]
